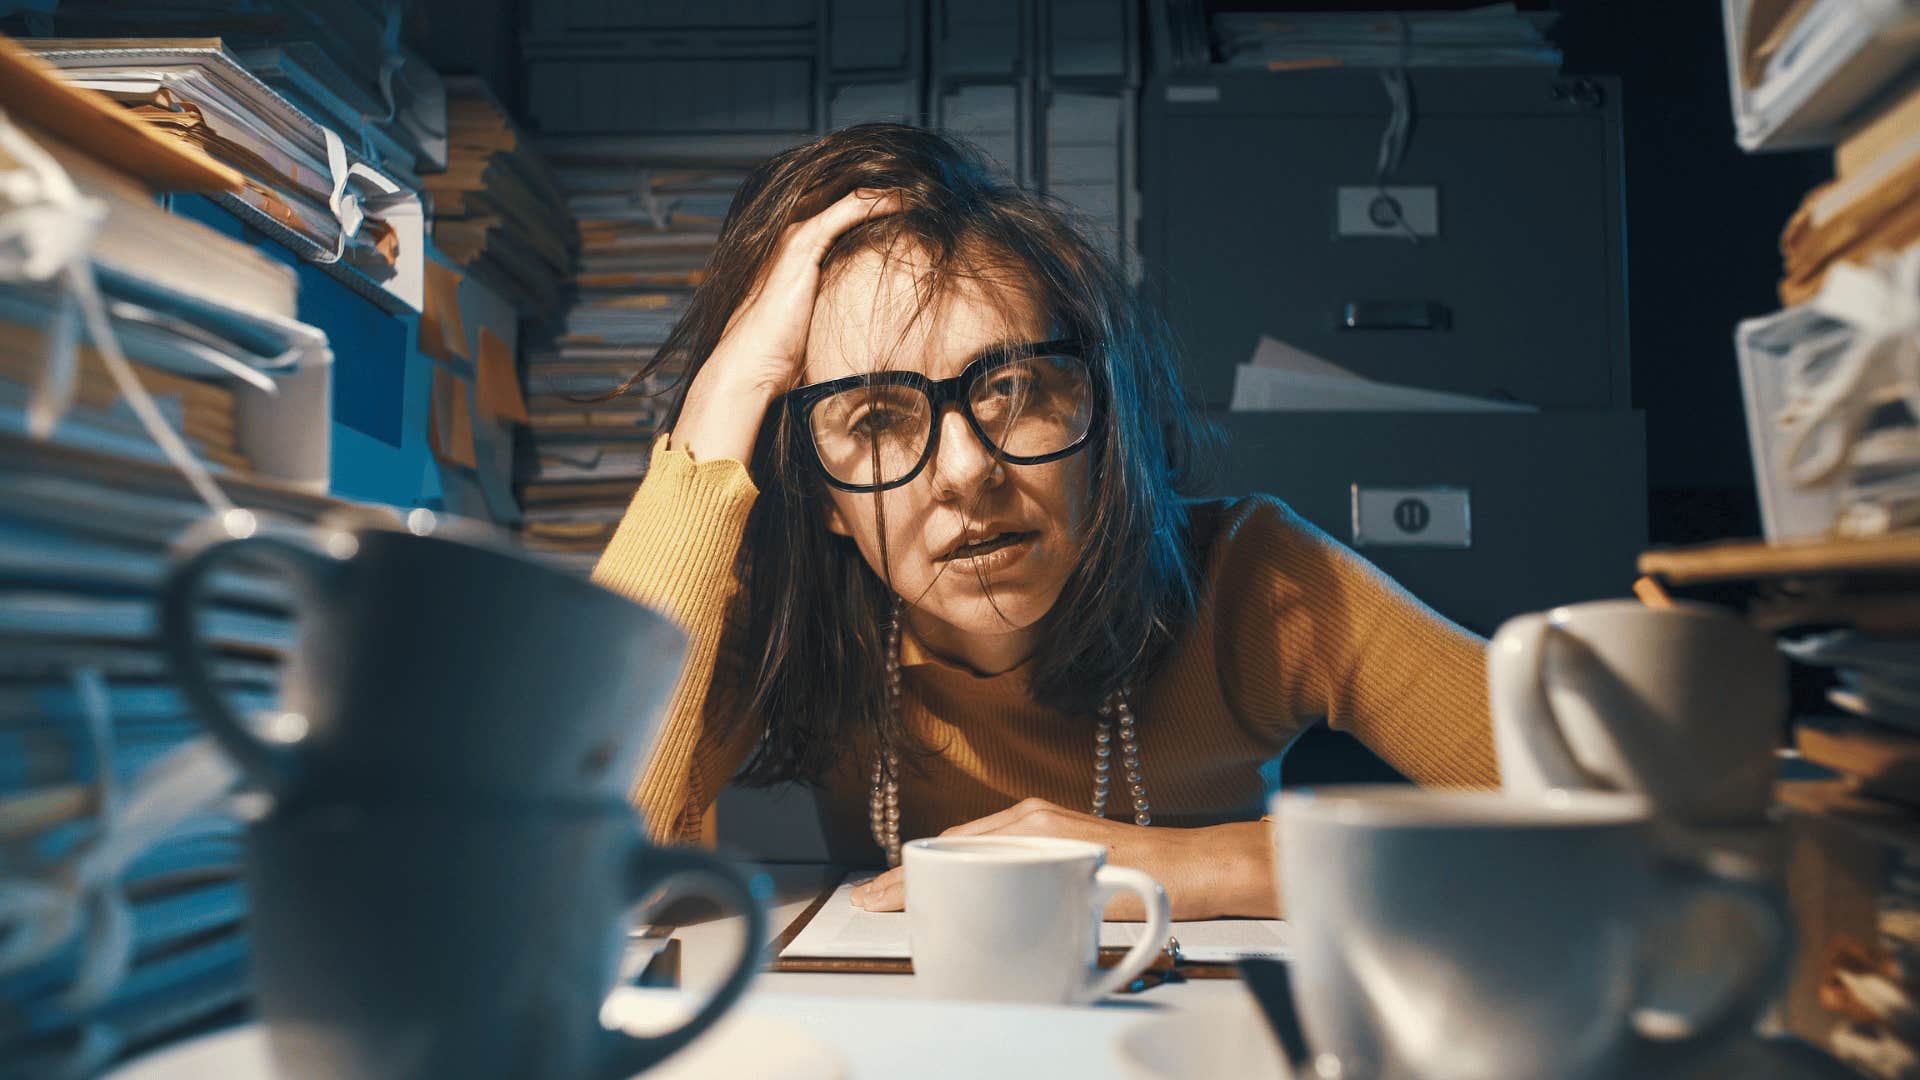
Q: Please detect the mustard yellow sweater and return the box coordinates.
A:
[593,438,1498,846]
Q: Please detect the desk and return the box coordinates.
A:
[646,864,1857,1080]
[105,862,1864,1079]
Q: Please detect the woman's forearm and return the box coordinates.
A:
[1193,819,1281,919]
[670,365,781,465]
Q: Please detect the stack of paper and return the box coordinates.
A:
[1784,632,1920,734]
[0,438,319,1076]
[422,78,576,321]
[0,54,333,491]
[24,37,425,315]
[1780,73,1920,304]
[1720,3,1920,544]
[514,153,748,572]
[1229,335,1536,413]
[30,0,446,175]
[1214,4,1561,70]
[0,40,346,1072]
[238,43,426,193]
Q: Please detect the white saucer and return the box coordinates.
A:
[104,990,845,1080]
[1114,995,1292,1079]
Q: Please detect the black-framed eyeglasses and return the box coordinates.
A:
[783,339,1098,493]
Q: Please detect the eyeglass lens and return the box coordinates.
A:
[808,354,1093,489]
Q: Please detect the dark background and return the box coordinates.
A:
[415,0,1834,548]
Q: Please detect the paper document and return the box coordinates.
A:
[780,878,1291,964]
[1229,334,1535,414]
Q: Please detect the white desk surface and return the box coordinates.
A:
[650,864,1857,1080]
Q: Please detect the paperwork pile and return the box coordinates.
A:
[0,38,338,1075]
[1724,3,1920,544]
[1780,74,1920,305]
[28,0,446,178]
[1722,0,1920,152]
[1229,335,1536,413]
[516,153,750,572]
[0,44,333,491]
[422,78,576,321]
[1215,4,1560,70]
[25,37,425,314]
[0,440,305,1077]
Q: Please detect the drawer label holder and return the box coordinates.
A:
[1351,485,1472,548]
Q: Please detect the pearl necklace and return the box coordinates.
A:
[867,602,1152,867]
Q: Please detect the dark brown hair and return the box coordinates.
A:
[620,123,1215,785]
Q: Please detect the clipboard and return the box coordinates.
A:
[763,877,1245,988]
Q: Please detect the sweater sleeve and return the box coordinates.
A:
[1211,497,1499,788]
[592,436,764,842]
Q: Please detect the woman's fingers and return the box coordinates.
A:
[784,188,903,262]
[849,868,906,911]
[712,188,902,373]
[939,797,1064,837]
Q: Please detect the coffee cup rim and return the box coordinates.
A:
[1270,786,1651,829]
[902,836,1108,864]
[1544,597,1741,627]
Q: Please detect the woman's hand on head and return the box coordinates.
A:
[845,798,1282,921]
[671,188,903,465]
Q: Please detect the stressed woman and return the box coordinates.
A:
[592,124,1497,921]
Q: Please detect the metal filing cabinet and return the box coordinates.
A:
[1143,68,1644,635]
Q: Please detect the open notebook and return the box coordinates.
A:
[776,876,1291,971]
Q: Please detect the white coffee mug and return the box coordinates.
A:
[903,836,1171,1004]
[1488,599,1785,825]
[1273,787,1791,1080]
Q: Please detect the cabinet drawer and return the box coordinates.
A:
[1145,70,1627,412]
[1204,410,1647,636]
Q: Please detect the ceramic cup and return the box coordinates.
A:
[1272,787,1791,1080]
[903,836,1170,1004]
[158,508,687,805]
[1488,599,1785,826]
[245,798,765,1080]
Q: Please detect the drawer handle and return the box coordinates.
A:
[1339,301,1452,331]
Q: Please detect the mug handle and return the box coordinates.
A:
[1487,613,1605,794]
[1080,865,1171,1002]
[596,844,767,1079]
[158,512,344,796]
[1626,860,1793,1073]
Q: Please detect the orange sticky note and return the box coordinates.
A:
[428,365,477,468]
[420,261,468,362]
[475,324,529,423]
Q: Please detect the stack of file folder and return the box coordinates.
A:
[1727,9,1920,545]
[0,52,333,491]
[24,37,425,315]
[516,153,748,572]
[423,78,576,321]
[1721,0,1920,152]
[0,38,338,1074]
[17,0,446,178]
[0,438,300,1076]
[1780,73,1920,305]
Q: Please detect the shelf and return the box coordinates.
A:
[1639,530,1920,585]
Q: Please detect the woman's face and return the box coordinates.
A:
[802,247,1093,668]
